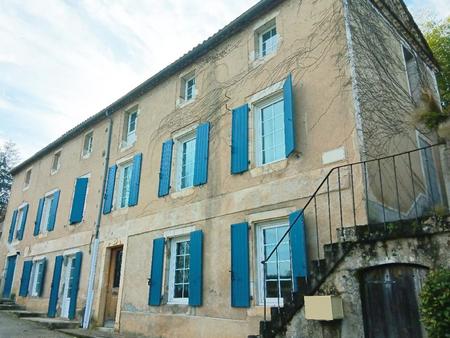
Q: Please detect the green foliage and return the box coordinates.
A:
[0,141,19,221]
[419,268,450,338]
[422,17,450,111]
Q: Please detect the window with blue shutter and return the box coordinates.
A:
[283,73,295,157]
[37,258,47,297]
[231,104,249,174]
[148,237,165,306]
[19,260,33,297]
[231,222,250,307]
[68,251,82,320]
[8,209,18,243]
[34,198,45,236]
[288,210,308,292]
[48,255,63,317]
[103,165,117,214]
[128,153,142,206]
[17,204,29,240]
[158,140,173,197]
[47,190,60,232]
[70,178,88,224]
[188,230,203,307]
[193,123,210,186]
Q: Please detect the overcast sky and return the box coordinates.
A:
[0,0,448,161]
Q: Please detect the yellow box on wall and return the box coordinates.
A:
[304,296,344,321]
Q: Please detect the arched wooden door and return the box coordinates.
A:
[360,264,428,338]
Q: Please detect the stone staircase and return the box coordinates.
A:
[0,298,79,330]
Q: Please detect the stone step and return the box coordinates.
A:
[22,317,80,330]
[0,298,15,305]
[5,309,47,318]
[0,303,24,311]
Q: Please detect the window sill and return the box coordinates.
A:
[22,185,30,192]
[250,158,288,177]
[81,153,92,160]
[111,207,129,216]
[171,187,195,199]
[250,49,278,67]
[50,169,59,176]
[176,97,196,109]
[167,300,189,306]
[120,141,136,152]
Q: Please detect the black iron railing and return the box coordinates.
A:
[261,143,446,323]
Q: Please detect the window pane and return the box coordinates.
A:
[266,280,278,298]
[259,99,285,165]
[180,137,196,189]
[172,240,190,300]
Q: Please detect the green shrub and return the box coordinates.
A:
[420,268,450,338]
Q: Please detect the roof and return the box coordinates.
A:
[11,0,283,175]
[11,0,438,175]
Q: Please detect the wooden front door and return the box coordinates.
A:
[361,264,427,338]
[104,246,123,326]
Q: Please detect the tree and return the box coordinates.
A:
[422,16,450,111]
[0,141,19,222]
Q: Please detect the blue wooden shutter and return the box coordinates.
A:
[47,190,60,232]
[19,260,33,297]
[48,255,63,317]
[68,251,82,320]
[158,140,173,197]
[193,123,210,186]
[70,178,88,224]
[231,104,249,174]
[8,209,18,243]
[38,258,47,297]
[283,73,295,157]
[128,153,142,207]
[2,255,17,298]
[189,230,203,307]
[289,210,308,292]
[17,204,29,240]
[231,222,250,307]
[148,237,165,306]
[34,198,45,236]
[103,165,117,214]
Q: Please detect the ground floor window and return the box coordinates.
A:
[257,220,293,305]
[29,259,45,297]
[168,237,190,304]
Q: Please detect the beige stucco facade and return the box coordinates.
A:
[0,0,445,337]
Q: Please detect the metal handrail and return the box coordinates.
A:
[261,143,445,326]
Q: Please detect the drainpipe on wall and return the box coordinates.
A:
[83,112,113,329]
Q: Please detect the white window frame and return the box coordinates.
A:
[168,235,190,305]
[15,203,28,240]
[116,161,133,209]
[82,131,94,158]
[23,168,32,190]
[184,76,196,101]
[256,219,293,306]
[258,23,278,58]
[122,109,138,148]
[175,129,197,191]
[29,258,46,297]
[254,93,286,167]
[51,150,62,174]
[40,189,57,235]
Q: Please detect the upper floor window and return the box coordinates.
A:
[180,73,196,103]
[24,168,32,189]
[40,193,55,234]
[254,95,285,166]
[168,236,190,304]
[15,204,28,239]
[402,46,420,101]
[82,131,93,157]
[175,131,196,190]
[51,151,61,174]
[256,20,278,59]
[122,110,138,148]
[117,161,133,208]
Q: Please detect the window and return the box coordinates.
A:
[51,151,61,173]
[40,193,55,234]
[15,206,26,239]
[255,95,286,165]
[185,77,196,101]
[24,169,32,188]
[123,110,138,147]
[29,260,45,297]
[257,220,293,305]
[117,162,133,208]
[168,237,190,304]
[255,20,278,59]
[82,132,93,157]
[176,132,196,190]
[402,46,420,100]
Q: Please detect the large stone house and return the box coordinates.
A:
[1,0,448,337]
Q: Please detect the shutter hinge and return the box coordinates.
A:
[147,278,151,286]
